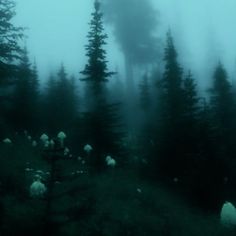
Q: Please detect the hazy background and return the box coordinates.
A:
[14,0,236,87]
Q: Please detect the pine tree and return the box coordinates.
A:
[208,62,235,175]
[181,71,201,182]
[43,65,78,134]
[155,31,184,178]
[137,72,155,172]
[43,74,58,134]
[0,0,24,136]
[80,0,122,171]
[161,31,183,126]
[188,63,235,210]
[209,62,235,138]
[139,72,151,111]
[56,64,78,130]
[29,60,40,133]
[10,46,37,132]
[183,71,199,121]
[80,0,114,95]
[31,60,40,105]
[0,0,23,67]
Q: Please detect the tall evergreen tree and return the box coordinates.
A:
[56,64,78,130]
[80,0,114,95]
[80,0,122,171]
[183,71,199,121]
[10,46,39,132]
[139,72,151,111]
[209,62,235,141]
[181,71,202,183]
[155,31,185,179]
[161,31,183,126]
[208,62,235,173]
[43,74,58,134]
[43,65,78,135]
[0,0,23,68]
[0,0,24,135]
[29,60,40,133]
[189,63,235,210]
[31,60,40,104]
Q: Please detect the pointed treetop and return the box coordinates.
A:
[80,0,115,84]
[186,70,193,79]
[94,0,100,11]
[20,45,30,66]
[165,29,177,60]
[58,63,67,80]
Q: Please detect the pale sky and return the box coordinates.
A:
[14,0,236,87]
[14,0,93,79]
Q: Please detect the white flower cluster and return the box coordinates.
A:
[220,201,236,227]
[84,144,93,153]
[57,131,66,147]
[105,156,116,167]
[2,138,12,144]
[30,179,47,197]
[40,133,49,148]
[39,131,67,149]
[32,140,37,147]
[64,147,70,156]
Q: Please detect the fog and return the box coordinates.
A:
[156,0,236,87]
[2,1,236,232]
[14,0,236,87]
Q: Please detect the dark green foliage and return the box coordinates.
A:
[181,71,200,163]
[80,0,115,86]
[209,62,235,140]
[10,47,40,133]
[183,71,200,120]
[80,102,123,168]
[0,0,24,136]
[43,65,78,134]
[55,65,78,130]
[155,31,185,178]
[0,0,23,82]
[153,34,231,211]
[0,154,231,236]
[31,60,40,108]
[0,0,24,63]
[161,30,183,126]
[194,62,236,210]
[43,74,58,134]
[80,0,123,171]
[3,0,236,233]
[207,62,235,165]
[139,72,151,111]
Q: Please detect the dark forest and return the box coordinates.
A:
[0,0,236,235]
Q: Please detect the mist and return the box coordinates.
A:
[14,0,236,87]
[2,0,236,235]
